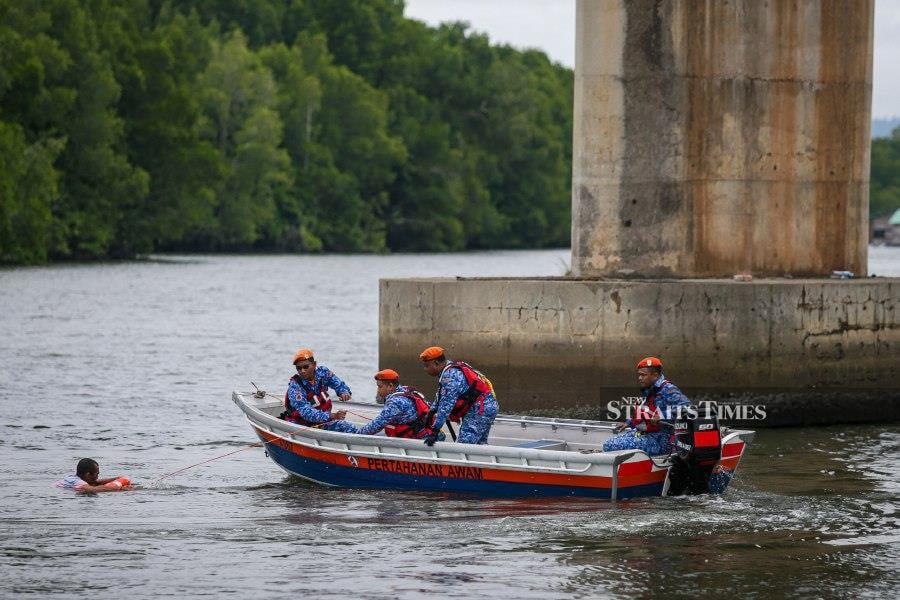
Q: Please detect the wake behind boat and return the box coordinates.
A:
[233,390,754,499]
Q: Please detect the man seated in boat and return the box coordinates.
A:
[603,356,692,456]
[419,346,499,446]
[350,369,445,441]
[281,348,356,432]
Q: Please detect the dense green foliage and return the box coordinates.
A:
[6,1,893,265]
[0,0,573,263]
[871,127,900,219]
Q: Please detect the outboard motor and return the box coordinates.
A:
[666,405,722,496]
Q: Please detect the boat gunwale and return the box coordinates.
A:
[233,391,640,471]
[237,390,623,432]
[233,391,754,471]
[233,390,755,437]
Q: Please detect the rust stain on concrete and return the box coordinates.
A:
[683,0,716,276]
[814,0,873,275]
[575,0,874,278]
[769,0,799,273]
[610,290,622,313]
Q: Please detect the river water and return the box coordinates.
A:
[1,249,898,598]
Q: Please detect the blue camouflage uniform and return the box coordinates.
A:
[431,363,499,445]
[353,385,444,441]
[603,375,692,456]
[285,366,356,433]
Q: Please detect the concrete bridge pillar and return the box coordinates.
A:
[572,0,875,278]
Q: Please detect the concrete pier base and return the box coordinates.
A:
[379,277,898,426]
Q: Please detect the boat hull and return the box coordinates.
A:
[254,425,670,499]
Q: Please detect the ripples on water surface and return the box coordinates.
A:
[1,249,898,598]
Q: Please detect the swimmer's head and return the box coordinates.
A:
[77,458,100,485]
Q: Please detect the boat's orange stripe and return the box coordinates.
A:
[722,442,745,456]
[719,456,740,470]
[618,460,654,475]
[253,426,623,489]
[616,440,745,474]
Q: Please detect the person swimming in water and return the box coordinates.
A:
[54,458,132,492]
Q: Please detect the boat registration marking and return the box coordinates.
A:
[364,457,484,480]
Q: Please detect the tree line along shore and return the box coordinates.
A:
[2,1,898,265]
[0,0,572,264]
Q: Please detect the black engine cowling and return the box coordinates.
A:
[667,406,723,496]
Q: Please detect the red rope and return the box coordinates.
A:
[148,398,375,488]
[343,409,373,421]
[150,443,261,487]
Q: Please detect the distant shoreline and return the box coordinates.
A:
[4,246,898,279]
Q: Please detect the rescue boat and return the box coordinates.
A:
[232,390,754,499]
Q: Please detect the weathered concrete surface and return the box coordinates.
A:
[379,277,899,426]
[573,0,874,278]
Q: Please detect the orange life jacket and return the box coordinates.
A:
[384,387,436,439]
[632,380,668,433]
[445,360,492,423]
[282,374,333,425]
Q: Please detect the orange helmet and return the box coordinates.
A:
[636,356,663,369]
[419,346,445,361]
[292,348,314,364]
[374,369,400,381]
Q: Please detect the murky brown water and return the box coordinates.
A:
[1,249,898,598]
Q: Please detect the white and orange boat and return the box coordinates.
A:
[233,390,754,499]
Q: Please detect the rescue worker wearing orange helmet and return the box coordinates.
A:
[281,348,356,433]
[350,369,443,440]
[603,357,692,455]
[419,346,498,446]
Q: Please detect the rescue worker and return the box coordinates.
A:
[282,348,356,433]
[603,356,692,455]
[419,346,498,446]
[352,369,443,441]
